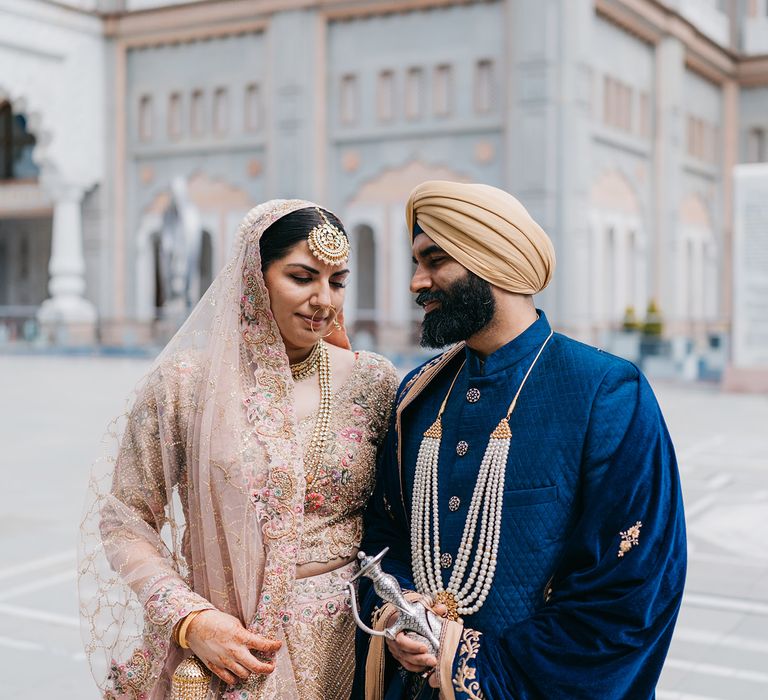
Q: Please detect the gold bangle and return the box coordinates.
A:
[178,609,206,649]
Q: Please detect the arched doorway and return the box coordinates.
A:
[135,173,253,328]
[200,229,214,297]
[678,194,717,325]
[351,223,377,347]
[589,170,647,335]
[150,227,214,321]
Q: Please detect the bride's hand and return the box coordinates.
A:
[185,609,282,685]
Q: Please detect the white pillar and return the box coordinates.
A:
[38,184,96,340]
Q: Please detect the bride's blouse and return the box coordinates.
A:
[295,351,398,565]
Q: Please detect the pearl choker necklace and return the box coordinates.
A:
[411,330,554,620]
[290,342,322,381]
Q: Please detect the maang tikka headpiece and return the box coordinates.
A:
[307,208,350,266]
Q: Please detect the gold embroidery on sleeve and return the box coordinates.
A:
[618,521,643,557]
[453,628,485,699]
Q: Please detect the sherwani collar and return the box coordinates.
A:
[465,310,552,378]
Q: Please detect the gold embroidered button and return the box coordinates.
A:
[448,496,461,511]
[440,552,453,568]
[466,387,481,403]
[456,441,469,456]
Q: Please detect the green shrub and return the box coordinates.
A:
[622,306,640,332]
[643,299,663,337]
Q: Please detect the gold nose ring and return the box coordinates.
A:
[311,305,340,338]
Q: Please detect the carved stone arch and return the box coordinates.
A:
[346,159,472,207]
[589,169,647,327]
[679,192,714,231]
[0,85,57,183]
[135,172,253,321]
[590,169,642,217]
[141,171,253,262]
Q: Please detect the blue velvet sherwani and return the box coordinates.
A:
[352,312,686,700]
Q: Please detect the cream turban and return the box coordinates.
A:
[406,180,556,295]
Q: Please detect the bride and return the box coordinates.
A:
[79,200,398,699]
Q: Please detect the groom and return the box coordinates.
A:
[353,180,686,699]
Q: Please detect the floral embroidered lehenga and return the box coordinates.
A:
[79,199,398,699]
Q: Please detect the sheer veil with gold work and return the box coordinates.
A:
[79,199,351,699]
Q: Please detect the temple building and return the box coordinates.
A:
[1,0,767,372]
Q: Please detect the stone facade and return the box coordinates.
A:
[1,0,767,361]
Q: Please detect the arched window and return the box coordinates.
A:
[0,103,38,180]
[405,68,424,120]
[475,59,494,114]
[377,70,395,122]
[340,75,358,125]
[244,84,261,132]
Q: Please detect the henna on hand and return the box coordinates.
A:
[185,609,282,683]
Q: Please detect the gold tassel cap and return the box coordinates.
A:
[490,419,511,439]
[171,656,211,700]
[423,417,443,439]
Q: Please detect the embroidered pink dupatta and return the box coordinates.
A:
[79,200,348,699]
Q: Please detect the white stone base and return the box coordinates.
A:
[37,296,97,345]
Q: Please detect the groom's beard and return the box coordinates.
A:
[416,271,496,348]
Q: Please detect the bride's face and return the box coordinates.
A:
[263,240,349,353]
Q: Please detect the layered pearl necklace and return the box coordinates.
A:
[290,340,332,484]
[411,330,553,620]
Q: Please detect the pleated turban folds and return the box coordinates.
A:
[405,180,556,295]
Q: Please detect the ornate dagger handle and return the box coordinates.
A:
[347,548,443,654]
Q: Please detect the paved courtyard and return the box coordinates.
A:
[0,354,766,698]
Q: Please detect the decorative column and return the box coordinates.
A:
[37,183,97,343]
[505,0,593,339]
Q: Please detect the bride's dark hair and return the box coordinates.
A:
[260,207,347,272]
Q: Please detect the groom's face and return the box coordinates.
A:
[410,233,496,348]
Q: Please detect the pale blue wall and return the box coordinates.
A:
[590,15,655,231]
[124,33,269,313]
[684,69,723,125]
[326,2,505,207]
